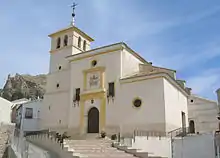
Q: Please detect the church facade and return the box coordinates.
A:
[41,24,190,136]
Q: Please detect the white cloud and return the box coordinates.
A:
[186,68,220,100]
[86,1,220,42]
[148,41,220,71]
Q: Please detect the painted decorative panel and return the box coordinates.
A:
[87,71,101,90]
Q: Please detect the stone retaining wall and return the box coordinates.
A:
[0,124,14,158]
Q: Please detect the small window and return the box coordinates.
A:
[108,82,115,97]
[75,88,80,101]
[190,99,194,103]
[64,35,68,46]
[83,40,86,51]
[133,98,142,108]
[59,120,61,124]
[58,66,62,70]
[56,37,61,49]
[49,106,50,110]
[25,108,33,119]
[91,60,97,67]
[56,83,60,88]
[78,37,81,48]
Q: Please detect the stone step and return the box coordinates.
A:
[65,141,111,143]
[68,145,112,148]
[67,145,112,148]
[79,153,136,157]
[70,147,118,150]
[73,149,124,153]
[65,142,112,145]
[64,138,149,158]
[67,143,112,145]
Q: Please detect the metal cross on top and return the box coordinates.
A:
[71,2,78,18]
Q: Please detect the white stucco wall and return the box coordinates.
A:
[0,97,12,124]
[173,133,216,158]
[49,48,72,73]
[111,78,166,133]
[21,100,43,132]
[163,79,189,132]
[27,142,49,158]
[42,92,70,129]
[45,70,70,93]
[188,95,219,133]
[132,136,172,158]
[42,69,71,129]
[121,49,143,77]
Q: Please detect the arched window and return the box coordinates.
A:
[56,37,61,49]
[83,40,86,51]
[64,35,68,46]
[189,120,195,133]
[78,36,81,48]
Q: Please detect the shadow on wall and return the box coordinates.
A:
[2,147,8,158]
[4,146,17,158]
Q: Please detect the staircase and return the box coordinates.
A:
[63,134,167,158]
[64,139,135,158]
[26,132,167,158]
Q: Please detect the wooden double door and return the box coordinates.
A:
[87,107,99,133]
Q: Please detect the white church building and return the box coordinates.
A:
[41,21,191,136]
[187,95,219,134]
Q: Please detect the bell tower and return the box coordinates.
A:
[48,2,94,73]
[41,3,94,130]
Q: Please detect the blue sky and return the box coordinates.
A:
[0,0,220,101]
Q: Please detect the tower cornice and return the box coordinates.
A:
[48,25,94,42]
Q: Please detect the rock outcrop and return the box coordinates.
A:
[1,73,47,101]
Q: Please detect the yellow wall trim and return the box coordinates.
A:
[70,48,121,62]
[79,100,85,134]
[100,97,106,131]
[81,90,106,101]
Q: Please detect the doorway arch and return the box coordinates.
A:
[87,107,99,133]
[189,120,195,133]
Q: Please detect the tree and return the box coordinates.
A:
[11,90,24,101]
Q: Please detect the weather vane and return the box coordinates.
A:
[71,2,78,26]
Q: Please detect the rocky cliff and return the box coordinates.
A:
[1,74,47,101]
